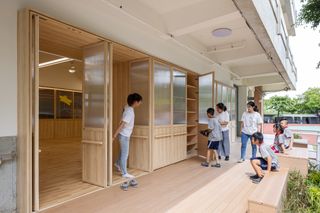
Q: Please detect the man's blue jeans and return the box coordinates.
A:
[116,134,130,175]
[241,132,257,160]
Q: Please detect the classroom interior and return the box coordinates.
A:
[33,13,237,211]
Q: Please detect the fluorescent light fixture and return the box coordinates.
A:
[211,28,232,37]
[39,57,73,68]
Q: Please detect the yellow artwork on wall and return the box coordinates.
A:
[59,95,72,106]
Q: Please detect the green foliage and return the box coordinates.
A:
[294,133,302,139]
[284,171,309,212]
[264,87,320,114]
[284,170,320,212]
[301,88,320,113]
[298,0,320,29]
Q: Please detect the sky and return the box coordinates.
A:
[265,1,320,99]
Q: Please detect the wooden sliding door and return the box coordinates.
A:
[82,42,110,187]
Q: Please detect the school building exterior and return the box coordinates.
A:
[0,0,297,212]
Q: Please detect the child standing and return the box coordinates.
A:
[215,103,230,161]
[280,118,293,149]
[201,108,223,168]
[271,123,286,154]
[113,93,142,179]
[250,132,280,184]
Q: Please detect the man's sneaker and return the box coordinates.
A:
[122,173,135,179]
[225,156,229,161]
[114,163,121,172]
[218,156,221,160]
[212,163,221,168]
[252,176,263,184]
[249,174,259,180]
[201,162,209,167]
[238,159,245,163]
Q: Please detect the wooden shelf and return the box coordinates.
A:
[187,111,196,114]
[187,141,197,146]
[187,98,196,101]
[187,125,197,128]
[187,133,197,137]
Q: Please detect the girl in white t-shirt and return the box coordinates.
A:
[238,101,263,163]
[215,103,230,161]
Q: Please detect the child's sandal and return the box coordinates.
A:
[212,163,221,168]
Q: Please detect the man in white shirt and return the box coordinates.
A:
[113,93,142,178]
[238,101,263,163]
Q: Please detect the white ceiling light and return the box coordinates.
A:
[211,28,232,37]
[39,57,73,68]
[69,61,76,73]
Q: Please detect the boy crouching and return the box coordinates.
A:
[250,132,280,184]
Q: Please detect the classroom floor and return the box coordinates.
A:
[41,141,256,213]
[39,138,102,210]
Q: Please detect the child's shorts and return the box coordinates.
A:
[251,157,278,171]
[207,140,219,150]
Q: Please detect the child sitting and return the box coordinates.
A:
[280,118,293,149]
[271,123,286,154]
[201,108,222,168]
[250,132,280,184]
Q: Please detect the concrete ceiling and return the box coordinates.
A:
[105,0,283,89]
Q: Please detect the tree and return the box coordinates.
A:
[299,0,320,29]
[300,88,320,113]
[265,96,294,117]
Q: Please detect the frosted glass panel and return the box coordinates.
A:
[130,60,149,125]
[199,74,213,124]
[154,63,171,125]
[173,70,186,124]
[217,84,222,103]
[222,86,228,105]
[74,92,83,119]
[83,43,106,128]
[213,82,217,107]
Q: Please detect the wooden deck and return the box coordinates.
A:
[41,142,260,213]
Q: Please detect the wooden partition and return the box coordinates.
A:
[39,119,82,139]
[153,125,187,169]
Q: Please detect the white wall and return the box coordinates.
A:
[0,0,20,136]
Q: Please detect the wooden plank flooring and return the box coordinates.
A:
[39,138,102,210]
[41,142,257,213]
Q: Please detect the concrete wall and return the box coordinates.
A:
[0,137,16,213]
[252,0,297,88]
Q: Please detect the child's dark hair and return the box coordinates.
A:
[279,117,288,122]
[247,101,255,108]
[216,103,227,111]
[207,108,215,116]
[273,123,284,134]
[253,105,259,112]
[127,93,142,106]
[252,132,264,144]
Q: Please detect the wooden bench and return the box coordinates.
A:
[276,147,308,176]
[168,162,258,213]
[293,139,308,148]
[248,168,289,213]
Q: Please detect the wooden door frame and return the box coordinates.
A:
[17,9,39,213]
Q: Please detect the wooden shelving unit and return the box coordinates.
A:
[186,73,198,158]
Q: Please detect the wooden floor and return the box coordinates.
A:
[112,168,148,185]
[41,142,258,213]
[39,138,102,210]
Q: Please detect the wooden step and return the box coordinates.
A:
[276,147,308,176]
[248,168,289,213]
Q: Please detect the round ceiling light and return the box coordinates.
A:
[211,28,232,37]
[69,65,76,73]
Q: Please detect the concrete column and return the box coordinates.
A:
[254,86,263,116]
[237,86,249,136]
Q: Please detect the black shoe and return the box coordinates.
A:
[218,156,221,160]
[212,163,221,168]
[249,174,259,180]
[201,162,209,167]
[252,176,263,184]
[225,156,229,161]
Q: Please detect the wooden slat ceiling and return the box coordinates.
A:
[39,16,148,63]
